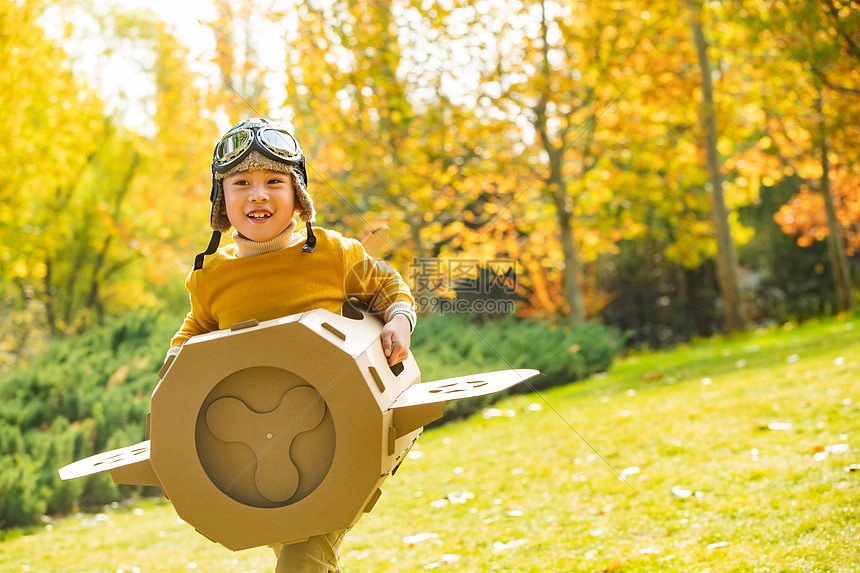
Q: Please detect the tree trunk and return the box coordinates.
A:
[817,92,855,312]
[687,0,747,333]
[535,0,585,326]
[684,266,712,337]
[544,168,586,325]
[536,140,586,326]
[556,197,586,325]
[42,257,59,337]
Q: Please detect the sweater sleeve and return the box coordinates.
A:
[170,270,220,347]
[342,237,417,330]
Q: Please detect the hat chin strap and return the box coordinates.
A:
[194,230,222,270]
[193,223,315,271]
[301,222,316,253]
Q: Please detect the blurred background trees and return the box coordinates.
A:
[1,0,858,362]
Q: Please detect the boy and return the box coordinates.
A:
[169,117,417,572]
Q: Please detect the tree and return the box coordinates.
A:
[0,0,105,359]
[687,0,748,331]
[774,167,860,257]
[0,2,223,366]
[447,0,664,325]
[268,0,522,313]
[737,0,858,313]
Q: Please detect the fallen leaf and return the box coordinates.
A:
[403,532,439,545]
[621,466,640,477]
[482,408,517,419]
[445,491,475,504]
[671,485,693,498]
[813,444,850,461]
[602,558,625,572]
[493,539,529,552]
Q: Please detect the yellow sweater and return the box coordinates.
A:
[171,226,414,347]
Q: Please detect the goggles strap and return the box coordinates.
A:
[194,230,222,270]
[301,222,316,253]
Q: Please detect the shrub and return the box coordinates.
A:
[0,308,181,528]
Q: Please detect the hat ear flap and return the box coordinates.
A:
[291,168,315,223]
[210,182,233,232]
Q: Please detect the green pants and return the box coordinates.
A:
[272,529,349,573]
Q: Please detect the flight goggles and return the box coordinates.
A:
[212,123,307,182]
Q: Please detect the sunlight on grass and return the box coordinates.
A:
[1,318,857,572]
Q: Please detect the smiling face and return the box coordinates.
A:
[222,169,298,242]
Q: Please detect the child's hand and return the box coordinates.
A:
[381,314,411,366]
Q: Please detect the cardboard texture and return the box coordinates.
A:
[359,225,390,259]
[58,230,539,550]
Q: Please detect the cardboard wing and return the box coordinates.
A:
[389,369,539,438]
[58,440,156,485]
[359,225,390,259]
[58,308,539,551]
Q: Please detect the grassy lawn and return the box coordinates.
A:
[1,317,857,572]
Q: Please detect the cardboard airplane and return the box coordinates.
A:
[59,226,539,551]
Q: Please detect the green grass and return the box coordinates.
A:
[1,317,858,572]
